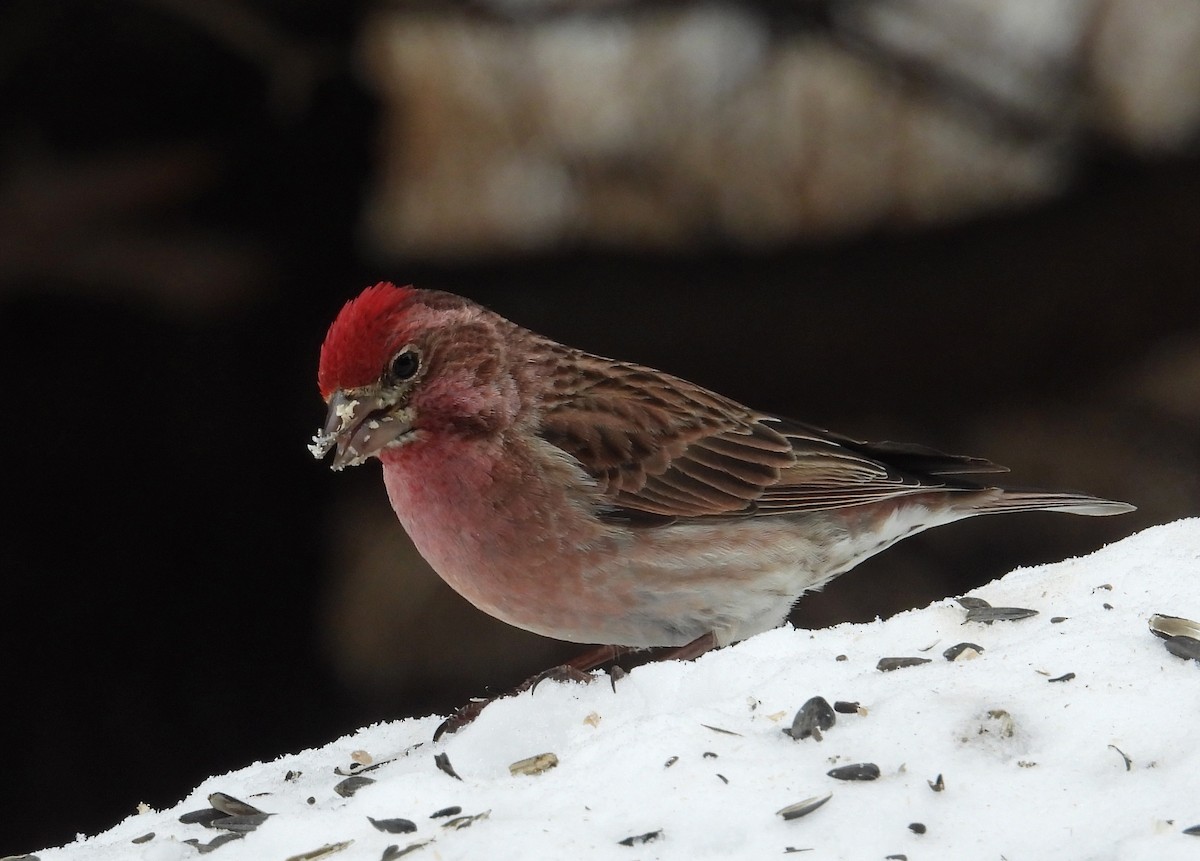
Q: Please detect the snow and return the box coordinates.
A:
[35,519,1200,861]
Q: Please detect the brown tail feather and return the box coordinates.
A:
[976,490,1135,517]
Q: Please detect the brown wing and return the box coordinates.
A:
[535,351,1003,521]
[537,357,793,517]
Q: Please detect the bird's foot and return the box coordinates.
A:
[433,633,718,740]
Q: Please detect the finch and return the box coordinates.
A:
[311,283,1134,652]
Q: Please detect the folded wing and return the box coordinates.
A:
[536,355,997,521]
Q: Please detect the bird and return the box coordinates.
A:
[311,282,1134,659]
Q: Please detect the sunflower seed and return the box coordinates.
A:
[784,697,836,741]
[179,808,224,826]
[701,724,742,736]
[509,752,558,776]
[1164,635,1200,662]
[777,793,832,821]
[285,841,354,861]
[211,814,270,833]
[1047,672,1076,683]
[183,832,243,854]
[663,756,679,768]
[430,806,461,818]
[368,817,417,834]
[965,607,1038,624]
[1149,614,1200,640]
[877,657,931,672]
[334,776,376,798]
[381,839,434,858]
[131,833,154,844]
[433,753,462,780]
[441,810,489,830]
[1182,824,1200,836]
[335,757,395,777]
[928,773,945,792]
[832,701,861,714]
[1108,744,1132,771]
[209,792,263,817]
[956,597,991,609]
[908,823,926,834]
[827,763,880,781]
[618,829,663,846]
[943,642,984,661]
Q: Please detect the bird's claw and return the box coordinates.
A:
[527,664,595,693]
[433,699,489,742]
[608,664,627,692]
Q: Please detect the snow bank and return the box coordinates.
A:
[35,519,1200,861]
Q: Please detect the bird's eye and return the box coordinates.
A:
[389,348,420,381]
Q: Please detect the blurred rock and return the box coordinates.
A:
[1088,0,1200,151]
[361,0,1200,258]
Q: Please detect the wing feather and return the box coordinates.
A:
[534,347,993,522]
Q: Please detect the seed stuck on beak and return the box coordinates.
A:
[310,389,414,470]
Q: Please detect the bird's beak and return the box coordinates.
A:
[309,389,413,471]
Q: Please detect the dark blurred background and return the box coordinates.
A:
[2,0,1197,854]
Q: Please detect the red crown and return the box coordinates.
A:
[317,282,417,398]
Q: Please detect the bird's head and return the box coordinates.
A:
[310,282,520,470]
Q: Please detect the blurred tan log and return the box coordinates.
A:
[361,0,1200,258]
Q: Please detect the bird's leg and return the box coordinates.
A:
[658,631,719,662]
[564,643,636,672]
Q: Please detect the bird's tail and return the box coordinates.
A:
[974,489,1135,517]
